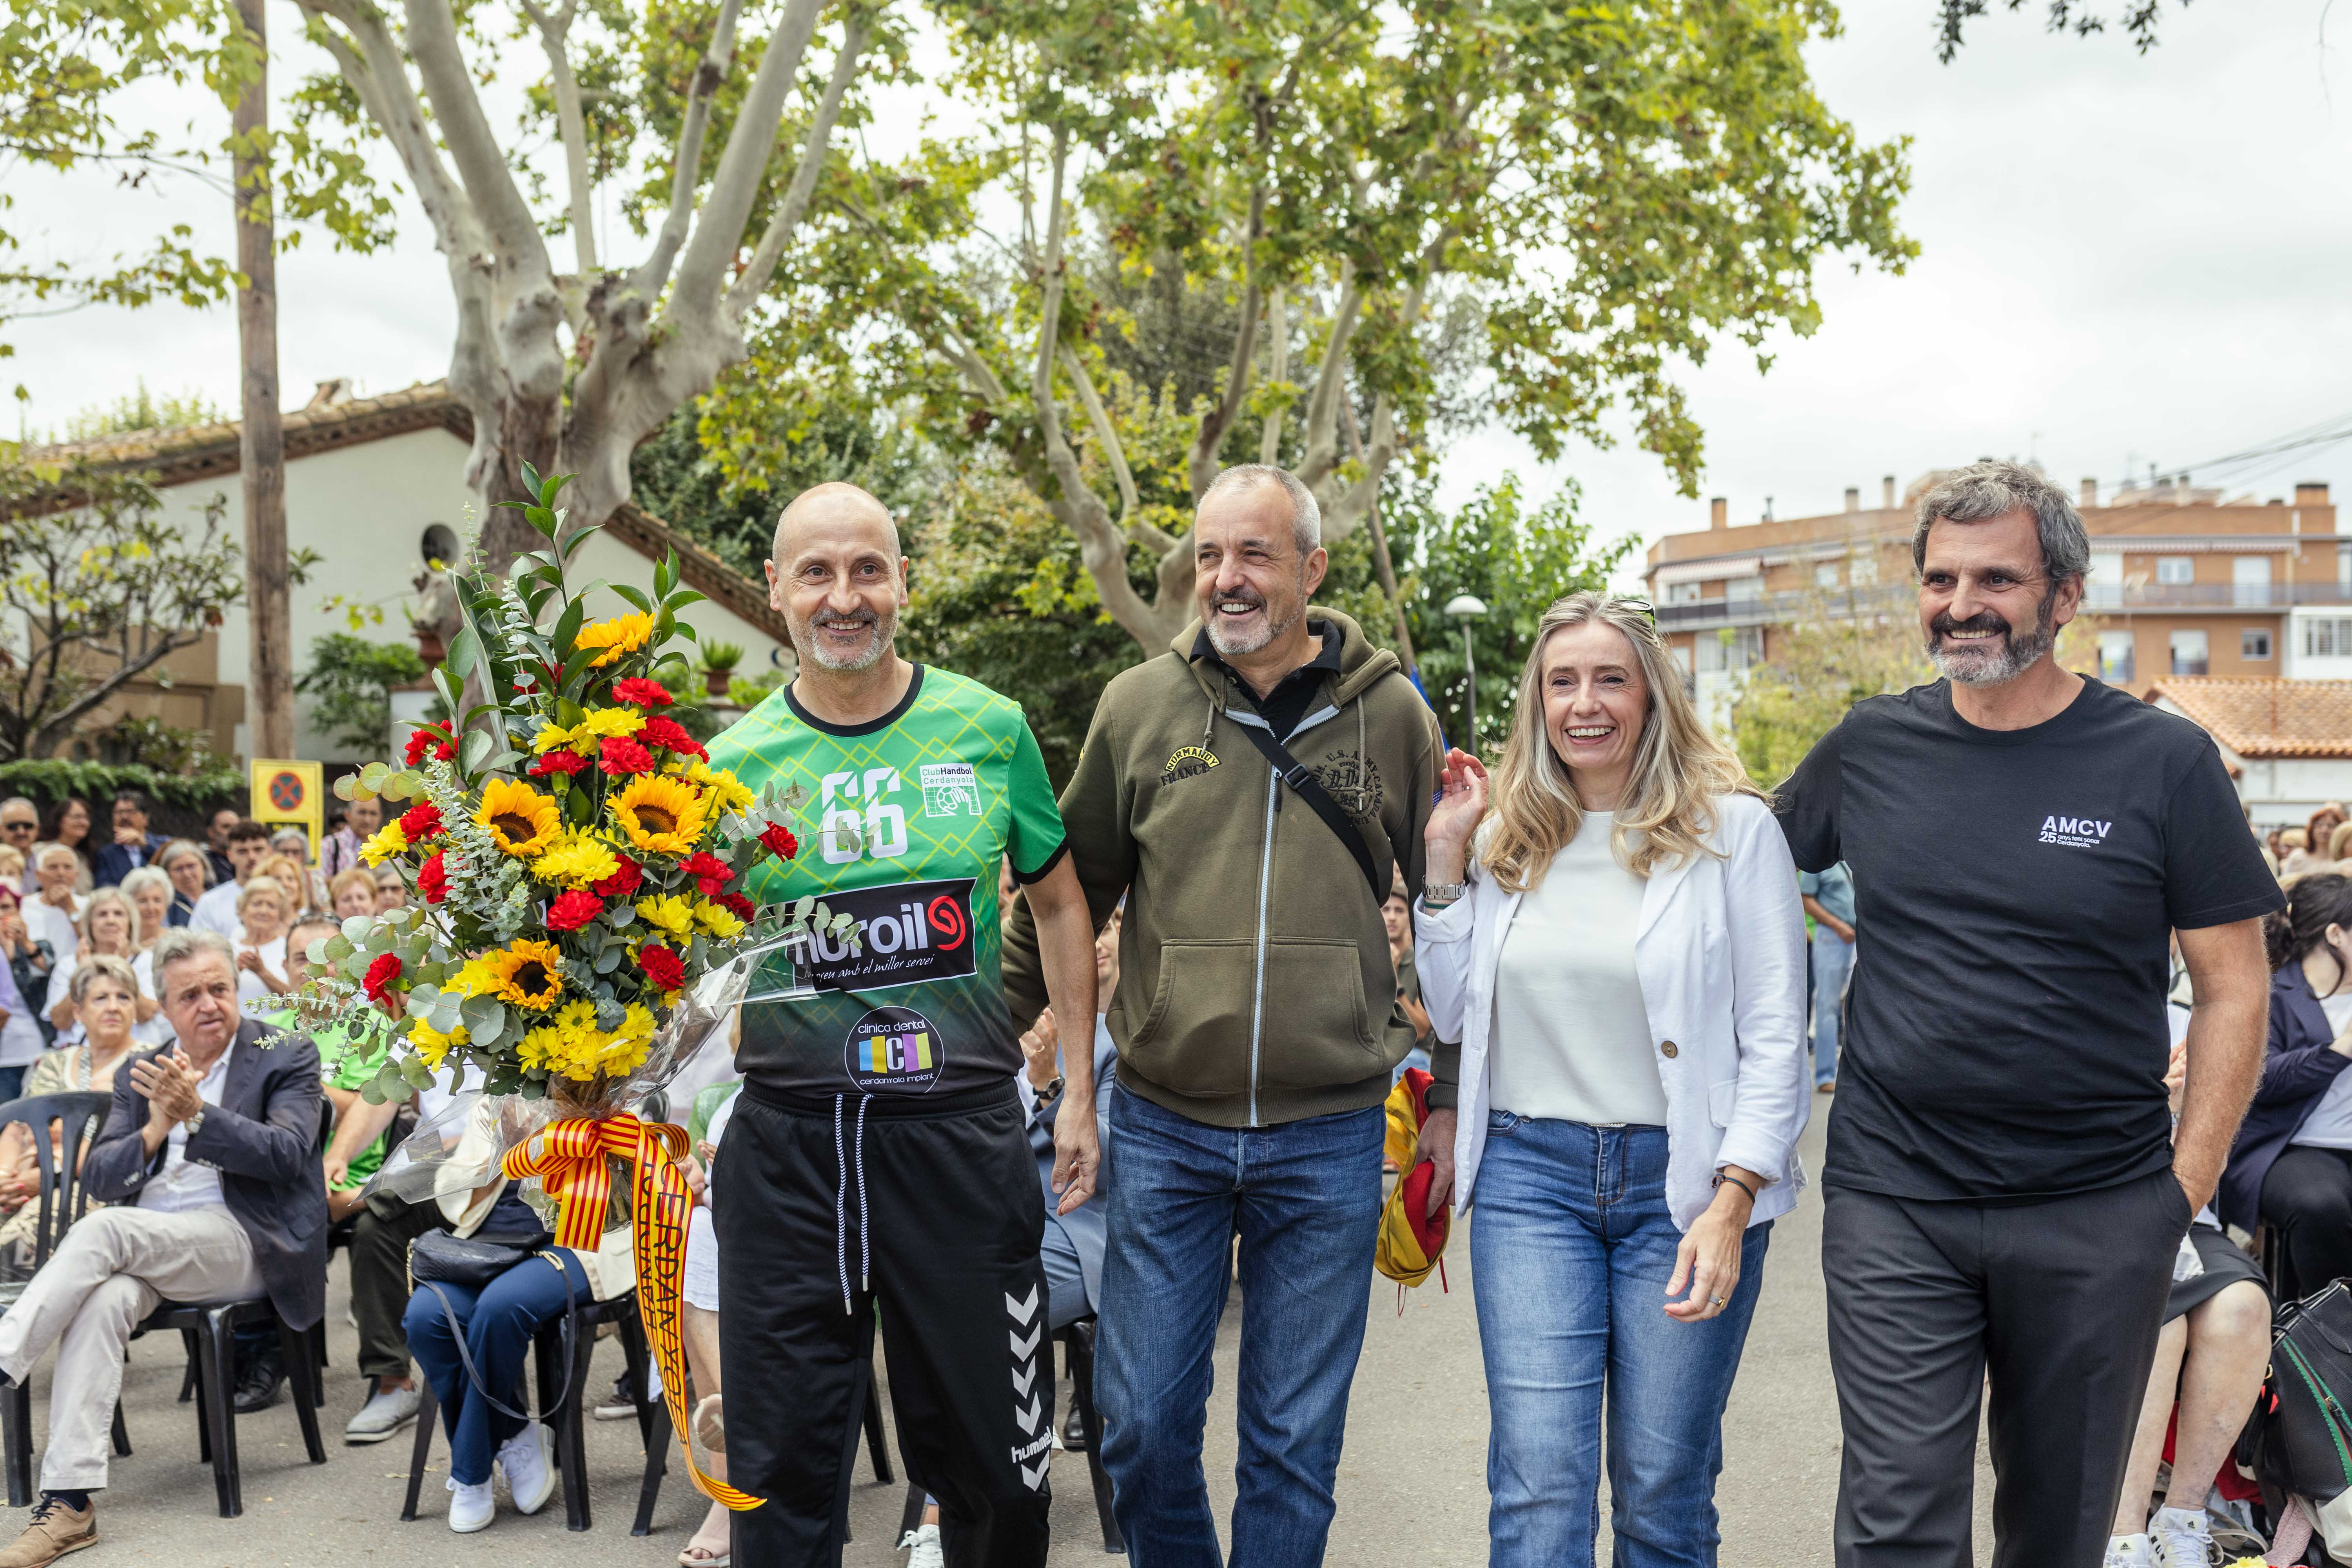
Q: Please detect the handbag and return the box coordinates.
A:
[408,1225,577,1425]
[2239,1276,2352,1553]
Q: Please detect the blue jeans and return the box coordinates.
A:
[402,1249,585,1485]
[1470,1115,1770,1568]
[1097,1083,1385,1568]
[1809,929,1853,1087]
[0,1066,27,1103]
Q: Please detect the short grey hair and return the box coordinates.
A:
[1199,464,1321,556]
[70,953,138,1007]
[1911,460,2091,585]
[156,838,211,884]
[151,926,234,980]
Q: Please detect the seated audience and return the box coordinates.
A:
[45,892,155,1047]
[189,820,270,939]
[229,878,296,1005]
[0,958,145,1266]
[320,797,379,885]
[155,841,208,929]
[21,851,83,979]
[0,928,323,1566]
[2107,1042,2273,1568]
[2219,871,2352,1296]
[327,868,377,922]
[265,833,327,911]
[401,1100,633,1534]
[0,891,51,1094]
[89,795,165,891]
[30,801,93,899]
[371,866,407,914]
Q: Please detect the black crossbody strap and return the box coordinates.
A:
[1227,717,1385,902]
[420,1253,579,1425]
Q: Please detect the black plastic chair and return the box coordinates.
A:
[137,1296,326,1516]
[0,1092,117,1509]
[401,1283,667,1533]
[891,1318,1118,1554]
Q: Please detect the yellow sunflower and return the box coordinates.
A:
[574,612,655,668]
[635,893,694,939]
[611,774,709,855]
[476,779,561,858]
[686,760,757,815]
[359,821,409,866]
[479,938,568,1011]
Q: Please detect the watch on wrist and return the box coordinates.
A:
[184,1108,206,1138]
[1034,1074,1064,1106]
[1423,880,1470,904]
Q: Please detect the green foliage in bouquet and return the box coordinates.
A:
[296,466,853,1106]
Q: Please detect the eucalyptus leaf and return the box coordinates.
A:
[461,730,494,774]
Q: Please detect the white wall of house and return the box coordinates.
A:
[148,426,789,762]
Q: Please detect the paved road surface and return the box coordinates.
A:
[13,1104,2007,1566]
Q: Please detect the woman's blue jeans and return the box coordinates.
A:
[1470,1114,1769,1568]
[402,1249,586,1485]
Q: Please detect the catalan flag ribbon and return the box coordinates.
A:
[502,1112,762,1512]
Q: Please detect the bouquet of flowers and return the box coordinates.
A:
[296,466,849,1512]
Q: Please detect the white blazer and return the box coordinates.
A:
[1414,791,1811,1232]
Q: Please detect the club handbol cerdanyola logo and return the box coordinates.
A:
[2039,814,2113,848]
[920,762,981,817]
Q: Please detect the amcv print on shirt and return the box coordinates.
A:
[704,666,1067,1098]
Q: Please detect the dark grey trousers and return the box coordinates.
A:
[1824,1170,2191,1568]
[350,1193,446,1381]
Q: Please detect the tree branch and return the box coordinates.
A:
[401,0,551,280]
[1187,180,1265,503]
[1343,389,1415,669]
[723,10,873,320]
[669,0,826,313]
[631,0,747,298]
[1058,347,1138,529]
[1294,275,1361,490]
[521,0,599,277]
[1259,282,1287,465]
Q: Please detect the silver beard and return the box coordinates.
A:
[1927,590,2057,688]
[1203,579,1303,658]
[793,603,898,672]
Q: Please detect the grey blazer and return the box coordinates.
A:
[83,1018,328,1331]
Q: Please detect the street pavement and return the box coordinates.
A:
[13,1102,2005,1566]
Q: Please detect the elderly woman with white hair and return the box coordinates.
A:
[45,888,162,1047]
[1412,590,1809,1568]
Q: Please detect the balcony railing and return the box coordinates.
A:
[1654,579,2352,630]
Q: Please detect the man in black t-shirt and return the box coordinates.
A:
[1776,461,2280,1568]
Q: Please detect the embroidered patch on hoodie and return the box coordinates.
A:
[1160,745,1220,785]
[1314,749,1385,821]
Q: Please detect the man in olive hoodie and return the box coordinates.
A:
[1003,464,1439,1567]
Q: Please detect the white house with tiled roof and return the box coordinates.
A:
[2149,677,2352,828]
[25,381,794,763]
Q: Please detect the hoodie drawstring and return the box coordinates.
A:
[833,1093,874,1314]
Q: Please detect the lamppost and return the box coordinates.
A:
[1445,593,1488,755]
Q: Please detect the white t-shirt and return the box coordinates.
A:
[138,1039,236,1214]
[191,882,243,938]
[131,949,175,1047]
[234,935,287,1013]
[23,894,83,971]
[1488,813,1669,1127]
[48,947,171,1049]
[2290,992,2352,1150]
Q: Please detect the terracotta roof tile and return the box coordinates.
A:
[2147,677,2352,759]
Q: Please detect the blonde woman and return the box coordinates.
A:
[328,867,378,920]
[1413,591,1808,1568]
[45,889,158,1045]
[232,875,295,1002]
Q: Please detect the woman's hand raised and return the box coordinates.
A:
[1424,747,1490,887]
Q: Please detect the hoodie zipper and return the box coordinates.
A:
[1247,762,1279,1128]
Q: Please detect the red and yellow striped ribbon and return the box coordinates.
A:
[503,1112,761,1512]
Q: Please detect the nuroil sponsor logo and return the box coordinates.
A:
[790,877,977,991]
[2038,815,2112,848]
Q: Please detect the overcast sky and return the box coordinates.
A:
[12,0,2352,577]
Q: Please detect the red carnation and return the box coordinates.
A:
[598,736,656,776]
[403,728,450,767]
[758,822,799,861]
[398,801,444,840]
[362,953,403,1005]
[416,849,449,904]
[639,716,708,760]
[612,678,673,708]
[547,889,604,932]
[529,749,589,779]
[714,890,755,922]
[593,855,643,899]
[681,851,732,895]
[637,944,686,993]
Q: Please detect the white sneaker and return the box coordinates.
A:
[498,1421,555,1516]
[900,1523,945,1568]
[2105,1534,2152,1568]
[447,1477,495,1533]
[2151,1506,2214,1568]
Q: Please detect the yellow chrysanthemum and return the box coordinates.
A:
[575,612,655,668]
[518,998,656,1083]
[611,774,708,855]
[479,938,567,1011]
[532,722,588,757]
[635,893,693,938]
[408,1019,469,1072]
[532,829,621,889]
[686,761,756,815]
[359,821,408,866]
[693,899,746,939]
[476,779,561,858]
[536,706,644,755]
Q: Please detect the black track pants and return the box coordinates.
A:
[715,1081,1052,1568]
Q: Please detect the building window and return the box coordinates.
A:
[2156,557,2195,586]
[1725,576,1762,605]
[421,523,460,567]
[1815,563,1839,588]
[2243,628,2274,661]
[1849,550,1878,586]
[2305,617,2352,657]
[1664,581,1702,607]
[1693,626,1764,674]
[2170,629,2209,676]
[2098,630,2135,684]
[2232,555,2273,606]
[2087,550,2124,609]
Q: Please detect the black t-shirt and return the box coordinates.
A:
[1775,677,2283,1203]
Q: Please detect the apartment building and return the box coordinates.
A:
[1641,472,2352,713]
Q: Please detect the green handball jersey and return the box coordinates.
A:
[706,665,1068,1099]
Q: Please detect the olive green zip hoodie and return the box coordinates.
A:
[1002,608,1441,1128]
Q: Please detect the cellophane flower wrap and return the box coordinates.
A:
[297,467,849,1511]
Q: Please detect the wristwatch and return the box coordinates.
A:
[184,1108,206,1139]
[1422,881,1470,904]
[1033,1074,1064,1107]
